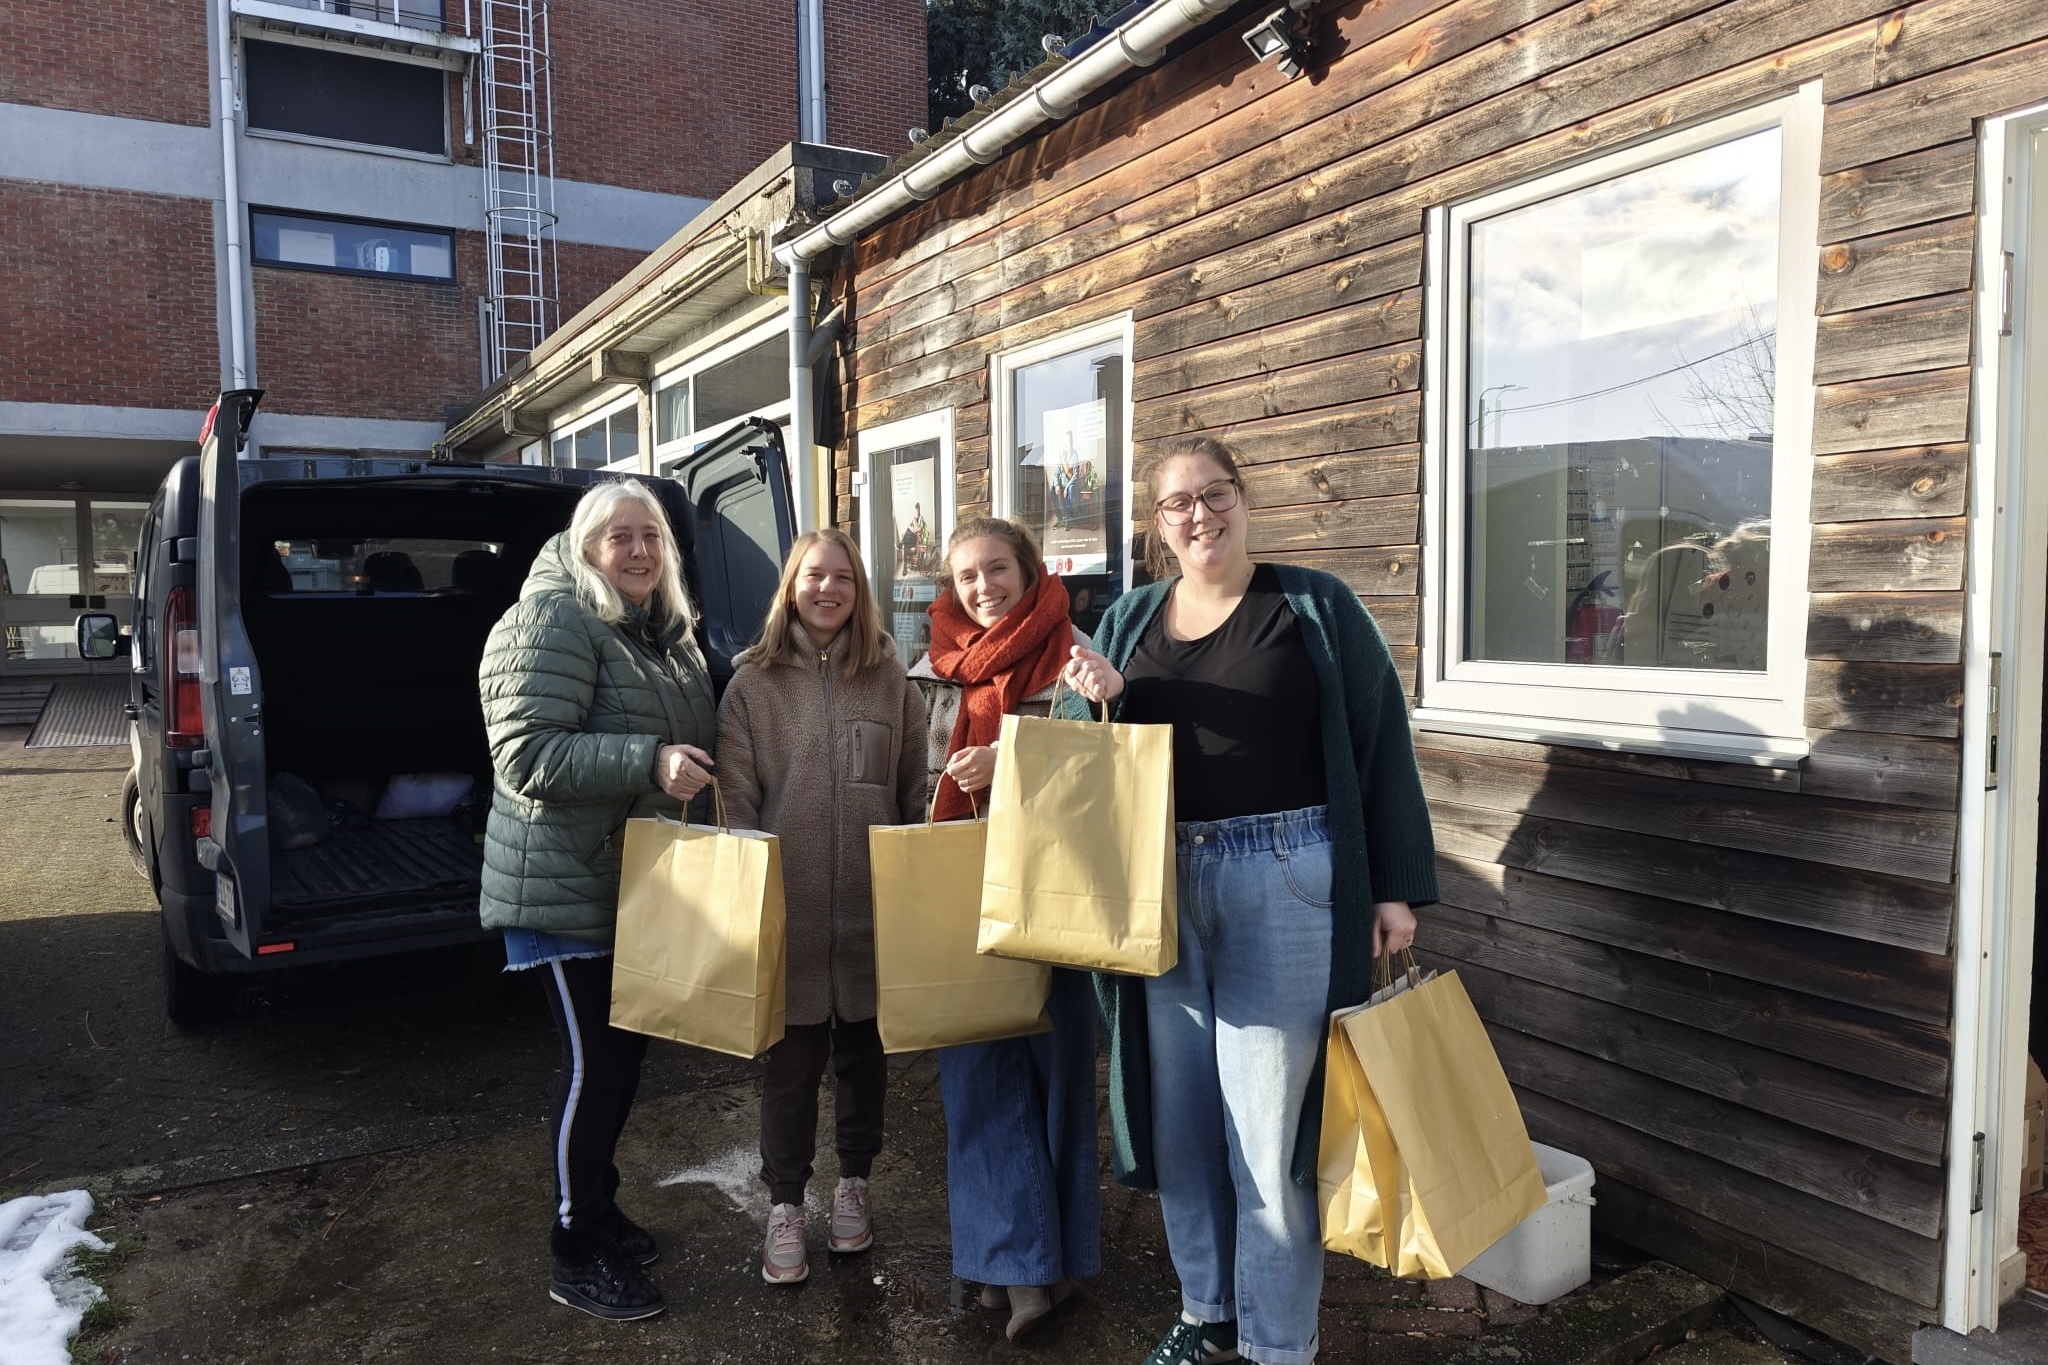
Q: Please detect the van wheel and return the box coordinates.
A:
[122,771,150,881]
[162,921,225,1028]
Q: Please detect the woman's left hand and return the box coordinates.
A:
[1372,901,1418,958]
[656,743,716,801]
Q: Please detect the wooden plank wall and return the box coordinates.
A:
[835,0,2048,1358]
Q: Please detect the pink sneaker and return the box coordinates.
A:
[762,1202,808,1284]
[829,1177,873,1254]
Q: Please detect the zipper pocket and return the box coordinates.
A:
[847,719,891,785]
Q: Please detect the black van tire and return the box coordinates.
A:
[122,770,150,880]
[162,919,226,1028]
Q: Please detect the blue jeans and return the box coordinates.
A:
[939,968,1102,1285]
[1147,806,1333,1365]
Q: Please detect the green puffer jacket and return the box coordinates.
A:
[478,533,717,944]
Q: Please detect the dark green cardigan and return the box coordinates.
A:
[1081,564,1440,1190]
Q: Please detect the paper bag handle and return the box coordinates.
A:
[1048,674,1110,724]
[703,776,729,832]
[927,771,982,826]
[1373,948,1422,995]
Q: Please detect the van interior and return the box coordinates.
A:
[237,477,586,924]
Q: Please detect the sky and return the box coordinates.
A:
[1468,126,1784,452]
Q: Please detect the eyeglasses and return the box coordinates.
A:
[1154,480,1242,525]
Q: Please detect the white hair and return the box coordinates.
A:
[565,480,695,630]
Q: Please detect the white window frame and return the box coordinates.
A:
[651,317,793,470]
[991,314,1137,594]
[854,409,956,582]
[1417,86,1823,765]
[539,391,642,473]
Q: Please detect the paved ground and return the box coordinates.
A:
[0,726,752,1193]
[0,727,1798,1365]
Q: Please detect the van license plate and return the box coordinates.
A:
[216,874,236,927]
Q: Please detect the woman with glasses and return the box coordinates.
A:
[1059,436,1439,1365]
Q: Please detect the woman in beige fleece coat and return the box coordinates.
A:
[716,527,927,1287]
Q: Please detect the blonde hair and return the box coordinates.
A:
[748,528,897,673]
[938,516,1041,592]
[565,480,695,630]
[1140,436,1246,581]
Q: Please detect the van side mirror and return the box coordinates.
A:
[77,613,128,660]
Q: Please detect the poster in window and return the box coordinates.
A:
[1036,399,1107,576]
[887,451,940,662]
[890,454,938,581]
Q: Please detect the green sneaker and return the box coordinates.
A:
[1144,1315,1240,1365]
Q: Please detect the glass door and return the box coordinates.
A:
[0,497,147,676]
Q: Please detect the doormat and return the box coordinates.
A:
[24,676,128,748]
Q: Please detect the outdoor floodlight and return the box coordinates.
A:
[1242,7,1311,79]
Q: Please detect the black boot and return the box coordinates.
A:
[587,1204,659,1266]
[548,1222,665,1321]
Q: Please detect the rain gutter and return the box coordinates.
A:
[774,0,1240,531]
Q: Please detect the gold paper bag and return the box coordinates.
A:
[870,801,1051,1054]
[610,801,786,1060]
[1318,961,1547,1278]
[977,690,1176,976]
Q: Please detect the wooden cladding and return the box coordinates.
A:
[830,0,2048,1355]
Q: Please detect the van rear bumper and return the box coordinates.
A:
[163,891,493,974]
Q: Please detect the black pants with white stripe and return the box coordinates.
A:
[539,954,649,1230]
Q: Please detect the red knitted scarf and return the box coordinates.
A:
[925,573,1071,821]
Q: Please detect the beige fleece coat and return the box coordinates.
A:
[716,625,927,1026]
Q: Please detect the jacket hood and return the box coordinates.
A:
[522,531,687,652]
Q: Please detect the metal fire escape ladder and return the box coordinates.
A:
[478,0,557,378]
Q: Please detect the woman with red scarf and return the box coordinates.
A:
[909,516,1099,1342]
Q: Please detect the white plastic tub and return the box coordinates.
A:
[1458,1142,1596,1305]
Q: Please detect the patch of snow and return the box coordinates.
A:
[656,1146,824,1218]
[0,1190,112,1365]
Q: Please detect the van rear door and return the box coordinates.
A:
[195,390,270,959]
[659,417,795,679]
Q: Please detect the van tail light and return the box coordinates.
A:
[165,585,204,749]
[191,807,211,839]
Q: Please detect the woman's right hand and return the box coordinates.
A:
[943,744,998,794]
[1063,645,1125,704]
[655,743,715,801]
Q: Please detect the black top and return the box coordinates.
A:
[1118,564,1327,822]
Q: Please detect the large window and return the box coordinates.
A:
[251,210,454,282]
[857,412,954,665]
[544,398,640,472]
[992,318,1132,637]
[1419,91,1820,760]
[653,327,791,457]
[245,39,448,157]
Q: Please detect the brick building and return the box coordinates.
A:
[0,0,925,703]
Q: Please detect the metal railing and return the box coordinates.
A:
[253,0,467,36]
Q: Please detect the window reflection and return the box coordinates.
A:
[1464,128,1780,671]
[1008,339,1126,636]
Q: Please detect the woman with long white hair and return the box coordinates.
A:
[478,478,717,1322]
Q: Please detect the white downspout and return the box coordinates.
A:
[773,0,1236,495]
[797,0,826,144]
[787,255,818,533]
[216,0,250,388]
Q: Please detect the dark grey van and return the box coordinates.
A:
[80,390,792,1024]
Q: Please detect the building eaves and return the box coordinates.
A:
[776,0,1266,259]
[443,141,884,454]
[812,2,1154,221]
